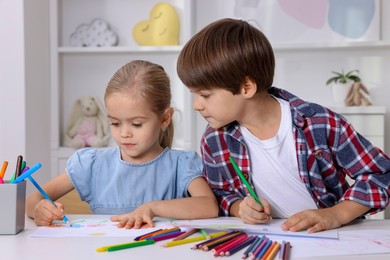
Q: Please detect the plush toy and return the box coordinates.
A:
[344,82,372,106]
[64,96,110,149]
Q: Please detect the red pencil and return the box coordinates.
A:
[283,241,291,260]
[212,233,248,256]
[225,236,256,256]
[202,231,244,251]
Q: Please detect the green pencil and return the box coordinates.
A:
[105,240,155,252]
[229,156,262,206]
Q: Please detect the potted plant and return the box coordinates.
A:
[326,69,361,106]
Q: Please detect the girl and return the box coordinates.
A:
[26,60,218,228]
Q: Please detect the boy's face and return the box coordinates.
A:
[105,93,165,164]
[190,87,246,129]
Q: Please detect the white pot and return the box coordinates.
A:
[331,82,351,106]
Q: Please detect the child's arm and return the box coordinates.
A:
[26,172,74,226]
[111,177,219,229]
[281,200,370,233]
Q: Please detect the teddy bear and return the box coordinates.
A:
[64,96,110,149]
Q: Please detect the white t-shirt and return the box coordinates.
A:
[240,97,317,218]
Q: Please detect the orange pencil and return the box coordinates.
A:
[0,161,8,179]
[265,242,281,260]
[260,240,278,260]
[139,227,180,240]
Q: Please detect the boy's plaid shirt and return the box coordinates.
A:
[201,87,390,216]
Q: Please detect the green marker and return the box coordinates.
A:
[229,156,262,206]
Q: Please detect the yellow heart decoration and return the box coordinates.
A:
[133,3,180,46]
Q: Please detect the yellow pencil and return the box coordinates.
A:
[163,231,227,247]
[266,242,281,260]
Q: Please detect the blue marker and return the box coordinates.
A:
[27,175,70,224]
[11,163,41,184]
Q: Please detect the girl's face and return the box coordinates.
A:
[105,92,166,164]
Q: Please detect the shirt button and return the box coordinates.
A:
[315,151,322,158]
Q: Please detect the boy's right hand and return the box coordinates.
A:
[237,195,272,224]
[33,199,66,226]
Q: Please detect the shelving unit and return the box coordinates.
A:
[49,0,195,177]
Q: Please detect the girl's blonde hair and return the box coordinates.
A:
[105,60,174,148]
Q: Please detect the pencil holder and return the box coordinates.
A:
[0,181,26,234]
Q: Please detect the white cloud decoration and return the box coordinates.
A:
[69,18,118,47]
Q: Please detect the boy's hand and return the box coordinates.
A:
[111,204,155,229]
[281,208,343,233]
[238,195,272,224]
[33,200,66,226]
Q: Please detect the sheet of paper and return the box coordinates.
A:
[171,217,339,239]
[30,218,176,238]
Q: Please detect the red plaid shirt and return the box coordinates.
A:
[201,87,390,216]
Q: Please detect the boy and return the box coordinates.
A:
[177,18,390,233]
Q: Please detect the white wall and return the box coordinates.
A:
[0,0,50,193]
[195,0,390,156]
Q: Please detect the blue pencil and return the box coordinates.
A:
[27,175,70,224]
[11,163,41,184]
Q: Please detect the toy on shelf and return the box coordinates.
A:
[64,96,110,149]
[133,3,180,46]
[69,18,118,47]
[345,82,372,106]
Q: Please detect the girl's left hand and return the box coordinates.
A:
[110,204,155,229]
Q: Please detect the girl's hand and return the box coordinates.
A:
[33,200,66,226]
[281,208,342,233]
[238,195,272,224]
[111,204,155,229]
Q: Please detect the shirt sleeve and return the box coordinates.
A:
[66,148,96,202]
[176,151,203,198]
[201,135,243,216]
[335,118,390,212]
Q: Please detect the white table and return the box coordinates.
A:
[1,215,390,260]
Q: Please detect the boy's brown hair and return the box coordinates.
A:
[177,18,275,94]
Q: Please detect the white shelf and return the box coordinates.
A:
[58,46,183,54]
[273,41,390,52]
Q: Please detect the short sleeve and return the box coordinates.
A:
[66,148,96,202]
[176,151,203,198]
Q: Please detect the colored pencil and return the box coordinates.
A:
[278,241,286,260]
[212,233,248,256]
[0,161,8,179]
[172,228,199,241]
[282,242,291,260]
[164,231,227,247]
[225,236,257,256]
[229,156,262,205]
[254,239,272,260]
[97,239,155,252]
[27,175,70,224]
[147,231,185,242]
[147,228,182,239]
[265,242,281,260]
[201,231,243,251]
[134,229,162,241]
[11,163,41,184]
[243,236,263,259]
[261,241,278,260]
[200,229,211,239]
[250,237,269,258]
[192,231,240,249]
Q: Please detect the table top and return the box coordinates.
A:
[1,215,390,260]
